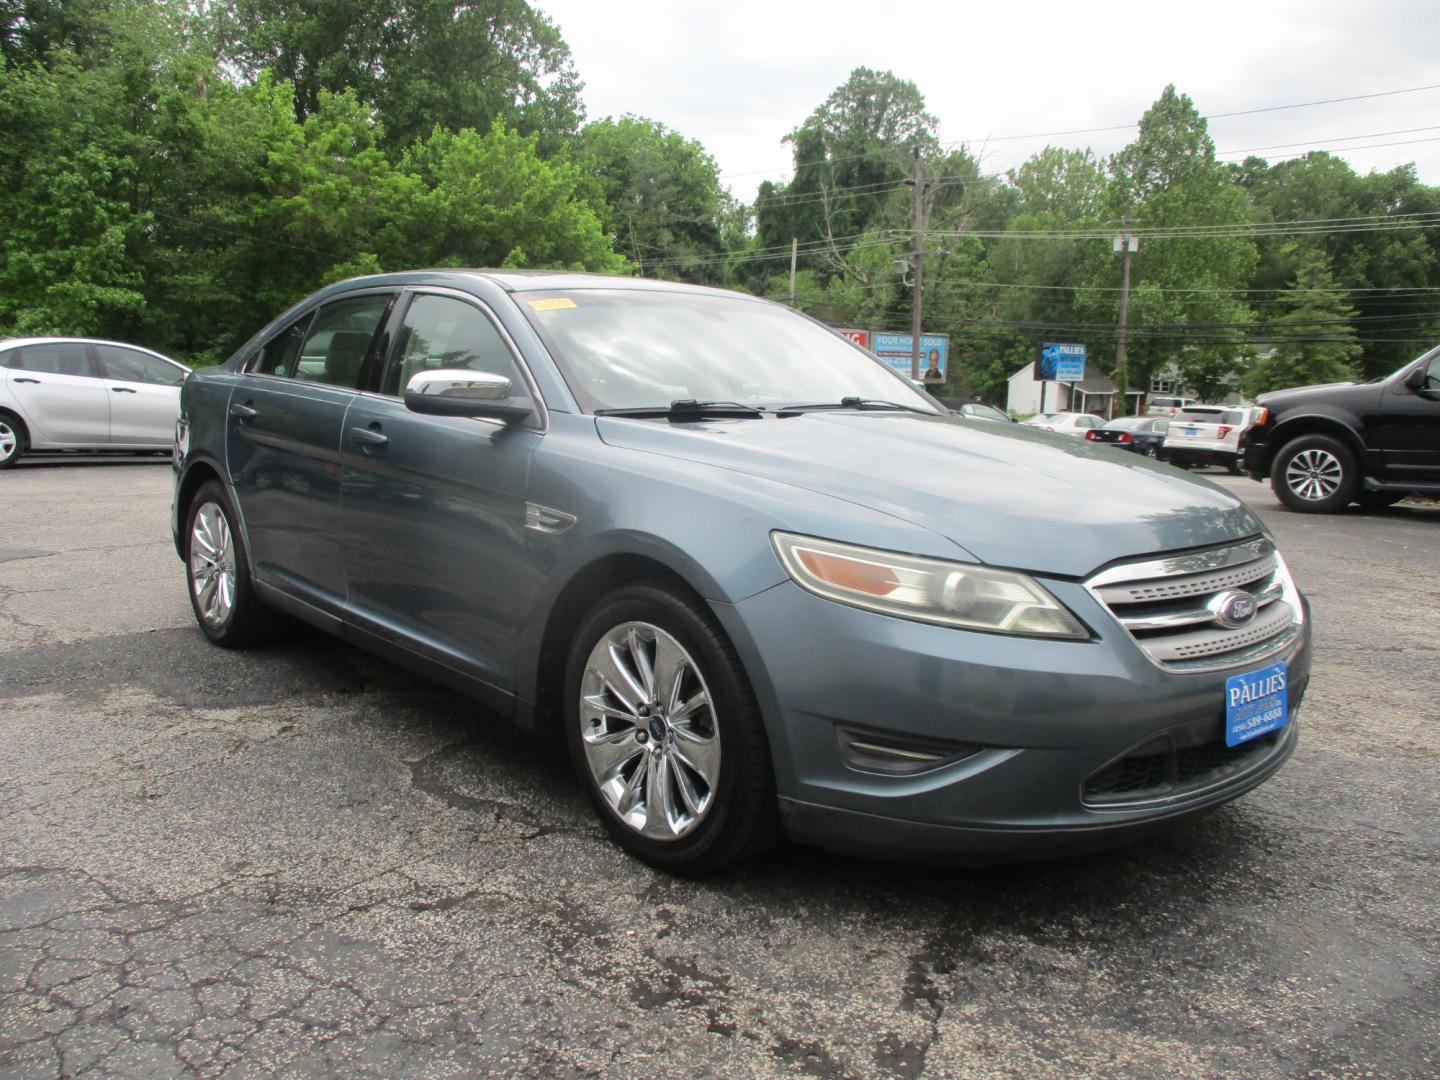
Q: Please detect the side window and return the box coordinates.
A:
[12,343,93,377]
[1425,354,1440,388]
[255,314,314,378]
[95,345,185,385]
[383,294,525,397]
[294,293,394,389]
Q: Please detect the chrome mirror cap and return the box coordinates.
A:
[403,369,533,421]
[406,369,512,401]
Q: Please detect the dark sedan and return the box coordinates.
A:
[1085,415,1169,458]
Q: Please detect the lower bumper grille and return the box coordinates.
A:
[1083,727,1288,807]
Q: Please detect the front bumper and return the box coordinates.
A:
[716,579,1311,863]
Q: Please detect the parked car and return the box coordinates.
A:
[173,271,1311,872]
[1163,406,1252,474]
[954,401,1015,423]
[0,337,189,468]
[1242,349,1440,512]
[1147,395,1196,417]
[1086,415,1169,458]
[1022,411,1101,437]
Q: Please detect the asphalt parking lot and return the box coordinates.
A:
[2,456,1437,1078]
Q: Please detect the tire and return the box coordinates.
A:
[1226,458,1242,476]
[0,414,27,469]
[564,580,778,874]
[1270,434,1359,513]
[1143,445,1159,458]
[1356,490,1405,511]
[183,480,271,646]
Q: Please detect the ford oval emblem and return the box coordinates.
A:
[1210,589,1258,630]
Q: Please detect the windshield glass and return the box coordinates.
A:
[1101,417,1145,431]
[518,288,937,413]
[1175,408,1224,423]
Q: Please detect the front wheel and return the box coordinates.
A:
[184,480,272,646]
[564,581,777,874]
[0,415,26,469]
[1271,434,1359,513]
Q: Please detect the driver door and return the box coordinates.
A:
[340,290,543,693]
[1377,353,1440,480]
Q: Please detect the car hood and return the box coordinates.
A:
[1258,379,1381,410]
[596,411,1263,578]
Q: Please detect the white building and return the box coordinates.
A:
[1005,364,1144,418]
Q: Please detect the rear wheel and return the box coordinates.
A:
[184,480,271,646]
[1271,434,1358,513]
[564,580,778,874]
[0,415,26,469]
[1226,457,1242,475]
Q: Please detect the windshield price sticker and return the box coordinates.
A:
[528,297,578,311]
[1224,661,1288,747]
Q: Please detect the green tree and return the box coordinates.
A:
[1244,247,1361,396]
[223,0,584,152]
[576,116,728,281]
[1093,86,1258,402]
[754,68,937,281]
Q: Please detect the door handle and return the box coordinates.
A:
[111,386,138,394]
[229,403,257,419]
[349,427,388,448]
[13,377,39,384]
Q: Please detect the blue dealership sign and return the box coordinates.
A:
[1036,342,1086,382]
[871,332,949,382]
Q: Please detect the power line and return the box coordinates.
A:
[717,82,1440,182]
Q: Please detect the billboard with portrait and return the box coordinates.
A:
[872,332,949,382]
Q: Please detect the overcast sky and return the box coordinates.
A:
[537,0,1440,201]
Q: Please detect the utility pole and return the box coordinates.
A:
[788,237,798,306]
[910,147,925,380]
[1113,214,1137,418]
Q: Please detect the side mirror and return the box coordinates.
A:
[1404,364,1438,395]
[404,369,534,422]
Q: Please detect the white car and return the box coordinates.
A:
[1147,395,1196,417]
[0,337,189,468]
[1022,411,1102,437]
[1162,405,1252,473]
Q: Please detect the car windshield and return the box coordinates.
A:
[518,288,937,414]
[1175,408,1224,423]
[1101,417,1146,431]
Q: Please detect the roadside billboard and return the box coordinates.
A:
[837,328,871,350]
[1034,342,1086,382]
[871,332,949,382]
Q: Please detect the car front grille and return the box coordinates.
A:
[1086,537,1303,673]
[1083,728,1287,807]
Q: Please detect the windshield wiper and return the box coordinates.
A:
[775,396,934,417]
[595,399,767,421]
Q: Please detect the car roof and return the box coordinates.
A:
[326,269,754,302]
[0,337,183,363]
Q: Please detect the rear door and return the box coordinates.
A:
[3,342,111,445]
[226,290,396,609]
[92,344,188,445]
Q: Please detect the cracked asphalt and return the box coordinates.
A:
[1,457,1437,1078]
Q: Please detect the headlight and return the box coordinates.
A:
[771,532,1089,639]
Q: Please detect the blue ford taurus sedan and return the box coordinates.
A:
[172,271,1311,872]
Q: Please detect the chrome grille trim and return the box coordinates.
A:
[1086,538,1304,674]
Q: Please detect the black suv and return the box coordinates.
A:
[1243,348,1440,512]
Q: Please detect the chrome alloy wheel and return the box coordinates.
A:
[1285,447,1343,501]
[189,501,237,628]
[0,420,17,463]
[579,621,720,841]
